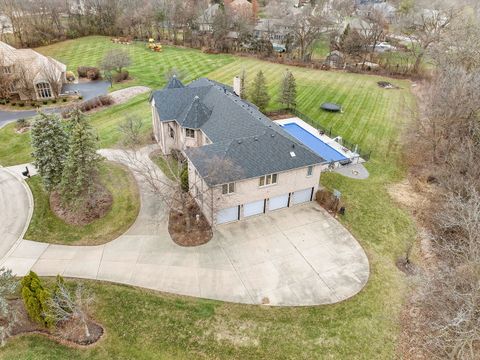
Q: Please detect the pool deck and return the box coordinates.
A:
[275,117,361,163]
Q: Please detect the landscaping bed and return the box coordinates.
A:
[6,299,104,347]
[25,161,140,245]
[168,199,213,247]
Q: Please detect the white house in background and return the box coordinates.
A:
[0,41,67,100]
[0,14,12,36]
[150,76,328,225]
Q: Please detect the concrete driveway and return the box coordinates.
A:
[0,149,369,306]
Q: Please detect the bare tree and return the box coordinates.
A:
[288,2,332,62]
[118,116,143,148]
[396,0,462,73]
[100,49,131,74]
[48,281,94,339]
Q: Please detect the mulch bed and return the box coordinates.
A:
[168,200,213,247]
[50,182,113,226]
[5,299,104,347]
[377,81,399,89]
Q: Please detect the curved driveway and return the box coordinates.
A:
[0,168,32,260]
[0,149,369,306]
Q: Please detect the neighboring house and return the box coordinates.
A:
[0,41,66,101]
[254,18,292,46]
[198,0,256,32]
[150,76,328,225]
[356,1,397,23]
[0,14,13,35]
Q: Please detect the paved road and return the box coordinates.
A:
[0,81,110,128]
[0,168,32,260]
[0,148,369,306]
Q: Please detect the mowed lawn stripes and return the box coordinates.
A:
[207,57,414,161]
[37,36,235,89]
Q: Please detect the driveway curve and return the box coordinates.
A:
[0,168,32,260]
[0,147,369,306]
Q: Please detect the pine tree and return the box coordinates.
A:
[21,271,54,328]
[60,109,101,205]
[279,70,297,109]
[249,70,270,113]
[31,112,69,192]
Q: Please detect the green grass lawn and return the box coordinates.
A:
[0,37,417,359]
[0,94,153,166]
[37,36,235,90]
[24,161,140,245]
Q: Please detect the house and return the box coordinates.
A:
[0,41,66,101]
[150,76,328,225]
[198,0,256,32]
[254,18,292,46]
[0,14,12,35]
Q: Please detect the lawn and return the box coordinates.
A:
[36,36,235,90]
[24,161,140,245]
[0,94,153,166]
[0,37,417,359]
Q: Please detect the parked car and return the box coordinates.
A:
[374,42,397,52]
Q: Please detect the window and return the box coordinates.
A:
[169,125,175,138]
[35,82,52,99]
[259,173,278,187]
[186,128,195,138]
[1,66,12,74]
[222,182,235,195]
[307,166,313,177]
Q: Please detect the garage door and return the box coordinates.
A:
[291,188,313,205]
[244,199,265,217]
[216,206,239,224]
[268,194,289,211]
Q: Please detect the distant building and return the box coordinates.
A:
[0,14,13,35]
[0,41,67,100]
[325,50,345,69]
[254,18,292,45]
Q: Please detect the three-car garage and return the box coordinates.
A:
[216,187,314,225]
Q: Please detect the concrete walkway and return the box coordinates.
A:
[0,148,369,306]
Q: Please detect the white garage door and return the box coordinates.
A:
[244,199,265,217]
[216,206,239,224]
[268,194,289,211]
[291,188,313,205]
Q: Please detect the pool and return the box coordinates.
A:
[281,123,348,162]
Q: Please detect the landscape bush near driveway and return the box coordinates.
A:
[24,161,140,246]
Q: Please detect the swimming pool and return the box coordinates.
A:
[281,123,348,162]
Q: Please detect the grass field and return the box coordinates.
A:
[37,36,235,90]
[25,161,140,245]
[0,36,416,359]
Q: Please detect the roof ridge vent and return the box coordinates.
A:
[254,136,258,141]
[271,134,275,137]
[237,140,242,144]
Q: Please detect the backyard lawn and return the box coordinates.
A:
[0,36,417,359]
[25,161,140,245]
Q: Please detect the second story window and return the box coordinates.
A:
[169,125,175,138]
[186,128,195,138]
[307,166,313,177]
[259,173,278,187]
[222,182,235,195]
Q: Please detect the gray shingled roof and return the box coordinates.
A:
[185,127,324,186]
[151,78,326,184]
[165,75,185,89]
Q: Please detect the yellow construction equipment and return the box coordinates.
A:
[147,39,162,52]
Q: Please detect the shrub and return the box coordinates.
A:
[77,66,100,79]
[113,70,129,83]
[52,99,57,104]
[11,103,16,106]
[86,68,101,80]
[79,96,83,100]
[66,71,76,82]
[19,102,25,107]
[16,118,28,130]
[62,98,67,102]
[181,166,189,192]
[21,271,54,328]
[43,101,48,105]
[78,95,114,112]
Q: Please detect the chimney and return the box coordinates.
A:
[233,76,241,97]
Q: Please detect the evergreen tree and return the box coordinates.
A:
[30,112,69,192]
[21,271,54,328]
[60,109,101,205]
[249,70,270,113]
[279,70,297,109]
